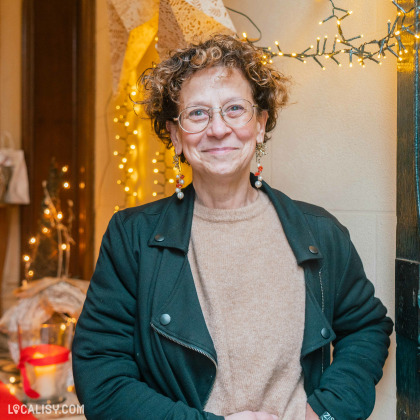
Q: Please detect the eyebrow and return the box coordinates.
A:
[182,97,248,109]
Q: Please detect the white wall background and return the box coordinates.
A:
[223,1,397,418]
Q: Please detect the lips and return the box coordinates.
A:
[202,147,238,154]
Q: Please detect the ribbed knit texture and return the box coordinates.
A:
[188,190,307,418]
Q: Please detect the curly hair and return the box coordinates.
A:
[137,34,290,158]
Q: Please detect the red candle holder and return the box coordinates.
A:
[17,318,74,404]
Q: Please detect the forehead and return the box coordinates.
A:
[179,66,253,107]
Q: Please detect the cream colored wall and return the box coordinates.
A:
[224,1,397,419]
[0,0,22,313]
[95,0,121,255]
[93,0,397,418]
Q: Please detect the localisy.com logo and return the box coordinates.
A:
[8,403,84,415]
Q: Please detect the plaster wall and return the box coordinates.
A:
[224,1,397,418]
[94,0,397,418]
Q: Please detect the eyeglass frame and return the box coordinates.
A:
[172,98,260,134]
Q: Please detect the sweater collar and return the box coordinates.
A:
[149,173,323,264]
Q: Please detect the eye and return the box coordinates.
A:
[186,108,208,121]
[224,103,246,118]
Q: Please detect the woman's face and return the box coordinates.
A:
[167,66,268,182]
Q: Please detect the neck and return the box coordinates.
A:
[192,171,258,209]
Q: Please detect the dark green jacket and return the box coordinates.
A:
[72,176,393,420]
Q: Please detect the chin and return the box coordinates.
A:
[205,162,246,178]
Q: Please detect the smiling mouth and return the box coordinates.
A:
[203,147,238,154]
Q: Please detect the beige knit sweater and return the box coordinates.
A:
[188,190,307,419]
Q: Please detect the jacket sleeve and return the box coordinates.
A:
[307,225,393,420]
[72,212,223,420]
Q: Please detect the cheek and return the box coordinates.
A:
[236,125,259,145]
[180,134,202,154]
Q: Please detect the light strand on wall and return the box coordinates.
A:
[113,84,140,211]
[151,149,175,198]
[113,83,175,210]
[237,0,419,69]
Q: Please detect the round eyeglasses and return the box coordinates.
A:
[173,98,258,134]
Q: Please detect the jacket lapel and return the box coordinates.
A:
[147,184,217,364]
[148,183,195,254]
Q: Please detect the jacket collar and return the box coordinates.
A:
[149,174,323,265]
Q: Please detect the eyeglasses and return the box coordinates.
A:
[173,98,258,134]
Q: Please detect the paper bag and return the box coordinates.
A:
[0,131,30,204]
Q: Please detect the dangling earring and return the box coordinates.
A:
[173,153,185,200]
[254,142,267,188]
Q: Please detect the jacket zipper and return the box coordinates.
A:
[150,323,217,406]
[318,268,325,374]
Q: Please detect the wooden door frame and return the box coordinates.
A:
[395,0,420,418]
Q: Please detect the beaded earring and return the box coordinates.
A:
[254,142,267,188]
[173,153,185,200]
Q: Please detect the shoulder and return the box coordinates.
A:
[293,200,349,236]
[268,186,350,239]
[114,195,172,224]
[104,195,174,243]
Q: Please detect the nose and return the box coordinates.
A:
[206,109,232,138]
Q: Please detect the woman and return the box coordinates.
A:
[72,35,393,420]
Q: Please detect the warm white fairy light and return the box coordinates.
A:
[246,0,418,69]
[112,88,142,208]
[112,84,180,209]
[23,165,74,281]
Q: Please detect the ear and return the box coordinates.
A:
[256,110,268,144]
[166,120,183,155]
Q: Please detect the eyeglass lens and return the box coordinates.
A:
[178,99,255,133]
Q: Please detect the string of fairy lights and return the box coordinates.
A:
[22,165,74,283]
[112,83,176,211]
[240,0,419,69]
[112,94,140,210]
